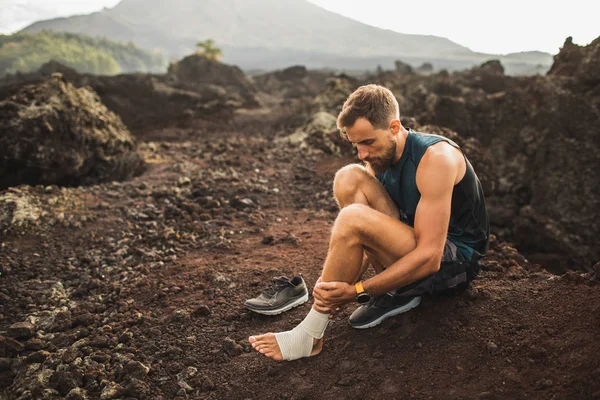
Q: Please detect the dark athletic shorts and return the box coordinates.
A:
[394,239,481,297]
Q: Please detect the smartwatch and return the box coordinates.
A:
[355,281,371,304]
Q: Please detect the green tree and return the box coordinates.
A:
[0,31,166,77]
[195,39,222,61]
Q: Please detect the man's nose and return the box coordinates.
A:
[357,146,368,160]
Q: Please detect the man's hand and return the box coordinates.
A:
[312,281,356,313]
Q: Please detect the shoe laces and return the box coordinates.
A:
[262,276,290,297]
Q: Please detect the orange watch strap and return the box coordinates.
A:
[355,281,365,295]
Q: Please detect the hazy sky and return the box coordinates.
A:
[1,0,598,54]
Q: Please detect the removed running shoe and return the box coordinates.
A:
[244,275,309,315]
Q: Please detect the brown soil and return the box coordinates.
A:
[1,127,599,400]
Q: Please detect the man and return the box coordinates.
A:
[249,84,489,361]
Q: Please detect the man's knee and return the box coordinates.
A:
[332,204,370,240]
[333,164,369,205]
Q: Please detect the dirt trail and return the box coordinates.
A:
[1,131,599,400]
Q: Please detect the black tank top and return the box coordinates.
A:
[376,130,490,260]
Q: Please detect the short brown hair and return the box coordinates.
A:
[337,84,399,138]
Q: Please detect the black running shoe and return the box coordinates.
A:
[244,275,309,315]
[349,293,422,329]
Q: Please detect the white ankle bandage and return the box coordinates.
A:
[275,308,329,361]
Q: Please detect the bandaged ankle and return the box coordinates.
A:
[275,308,330,361]
[298,308,330,339]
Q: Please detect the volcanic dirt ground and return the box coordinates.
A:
[1,125,599,400]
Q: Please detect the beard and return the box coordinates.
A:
[365,140,397,175]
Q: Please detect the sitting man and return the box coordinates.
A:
[249,84,489,361]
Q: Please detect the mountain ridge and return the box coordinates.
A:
[20,0,552,73]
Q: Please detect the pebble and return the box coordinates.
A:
[192,305,212,317]
[486,341,498,351]
[201,375,216,391]
[7,322,35,340]
[222,337,242,356]
[123,360,150,380]
[336,374,355,386]
[0,335,25,357]
[26,350,50,363]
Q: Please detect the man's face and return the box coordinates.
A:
[345,118,397,175]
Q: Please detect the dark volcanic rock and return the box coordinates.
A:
[549,36,600,86]
[0,73,145,188]
[252,65,331,99]
[0,335,24,357]
[377,38,600,271]
[6,321,35,340]
[286,111,352,155]
[313,74,360,115]
[166,54,259,109]
[0,58,260,138]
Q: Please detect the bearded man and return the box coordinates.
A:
[250,84,489,361]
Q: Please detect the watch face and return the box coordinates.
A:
[357,292,370,304]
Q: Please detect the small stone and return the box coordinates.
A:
[192,305,211,317]
[66,387,88,400]
[48,310,73,332]
[337,374,355,386]
[123,360,150,380]
[222,337,242,356]
[178,380,193,392]
[0,335,25,357]
[50,371,83,396]
[100,381,124,400]
[261,235,274,245]
[7,322,35,340]
[122,378,149,398]
[118,332,134,344]
[26,350,50,363]
[90,336,109,348]
[415,342,423,349]
[24,338,45,351]
[178,177,191,186]
[486,341,498,351]
[466,287,480,301]
[171,309,189,322]
[201,376,215,391]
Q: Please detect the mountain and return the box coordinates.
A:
[20,0,551,73]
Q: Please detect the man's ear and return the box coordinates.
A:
[389,119,401,135]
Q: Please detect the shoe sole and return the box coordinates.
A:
[350,296,422,329]
[245,292,309,315]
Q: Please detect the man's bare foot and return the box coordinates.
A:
[248,333,323,361]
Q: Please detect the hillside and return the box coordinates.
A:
[0,31,166,77]
[20,0,551,73]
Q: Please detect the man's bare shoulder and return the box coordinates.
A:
[416,142,462,193]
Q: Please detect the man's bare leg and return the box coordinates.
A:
[249,165,417,361]
[334,164,399,278]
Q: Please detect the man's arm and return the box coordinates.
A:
[360,144,459,295]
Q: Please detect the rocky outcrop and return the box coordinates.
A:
[252,65,331,99]
[284,111,351,155]
[548,37,600,85]
[0,58,261,137]
[378,38,600,271]
[313,74,360,115]
[166,55,259,108]
[0,74,145,188]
